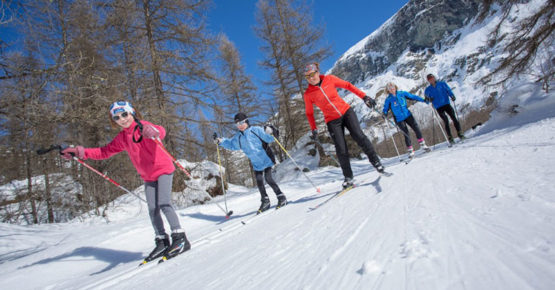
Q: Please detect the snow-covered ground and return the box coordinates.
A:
[1,84,555,289]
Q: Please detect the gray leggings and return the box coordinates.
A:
[145,173,182,236]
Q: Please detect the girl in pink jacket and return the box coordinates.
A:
[61,101,189,264]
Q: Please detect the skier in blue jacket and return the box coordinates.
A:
[383,82,430,158]
[215,113,287,213]
[424,74,465,143]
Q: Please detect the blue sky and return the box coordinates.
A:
[207,0,409,94]
[1,0,409,96]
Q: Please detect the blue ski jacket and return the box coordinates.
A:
[219,126,275,171]
[383,91,426,122]
[424,81,455,109]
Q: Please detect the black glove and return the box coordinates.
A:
[450,95,456,101]
[212,132,218,140]
[425,96,433,103]
[363,96,377,109]
[311,129,318,141]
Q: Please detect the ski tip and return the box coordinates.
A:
[139,260,147,266]
[158,257,167,264]
[241,221,246,225]
[316,187,321,193]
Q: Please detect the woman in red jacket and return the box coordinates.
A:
[303,63,384,188]
[61,101,189,263]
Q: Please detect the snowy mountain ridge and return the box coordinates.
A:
[323,0,553,147]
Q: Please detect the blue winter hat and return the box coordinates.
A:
[109,101,135,117]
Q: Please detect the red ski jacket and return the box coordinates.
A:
[303,74,366,130]
[83,120,175,182]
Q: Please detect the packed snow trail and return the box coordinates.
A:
[1,117,555,289]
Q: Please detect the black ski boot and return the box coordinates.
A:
[164,231,191,260]
[276,194,287,209]
[142,234,169,265]
[458,132,466,141]
[369,155,385,173]
[342,177,354,189]
[258,197,270,214]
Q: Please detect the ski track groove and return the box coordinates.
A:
[80,209,281,289]
[315,194,371,275]
[431,182,467,290]
[401,170,409,290]
[80,186,322,290]
[368,189,404,290]
[303,174,385,289]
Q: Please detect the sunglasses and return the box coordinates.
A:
[112,111,130,121]
[304,71,318,79]
[236,119,247,126]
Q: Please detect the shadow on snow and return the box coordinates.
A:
[19,247,143,275]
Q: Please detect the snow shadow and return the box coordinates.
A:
[367,176,382,194]
[0,246,48,264]
[0,233,70,264]
[290,189,341,205]
[19,247,143,275]
[183,211,253,224]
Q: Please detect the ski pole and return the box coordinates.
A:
[216,143,230,218]
[36,145,146,203]
[272,136,321,193]
[382,115,402,162]
[313,138,341,167]
[431,109,436,150]
[429,105,451,146]
[73,157,147,202]
[451,98,465,130]
[373,108,412,139]
[151,138,233,217]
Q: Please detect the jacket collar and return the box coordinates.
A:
[307,75,325,90]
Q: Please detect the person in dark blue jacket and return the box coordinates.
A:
[383,82,430,158]
[215,113,287,213]
[424,74,465,143]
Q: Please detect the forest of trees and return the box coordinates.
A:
[0,0,331,224]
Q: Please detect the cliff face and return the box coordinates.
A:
[330,0,482,84]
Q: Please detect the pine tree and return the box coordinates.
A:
[254,0,331,148]
[478,0,554,87]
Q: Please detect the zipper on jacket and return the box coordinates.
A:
[318,86,343,117]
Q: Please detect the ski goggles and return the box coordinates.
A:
[305,71,318,79]
[109,101,134,117]
[236,119,248,126]
[112,111,130,121]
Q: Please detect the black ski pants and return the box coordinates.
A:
[436,104,461,138]
[327,108,380,179]
[396,115,423,148]
[254,167,282,200]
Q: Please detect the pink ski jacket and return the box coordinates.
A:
[84,120,174,182]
